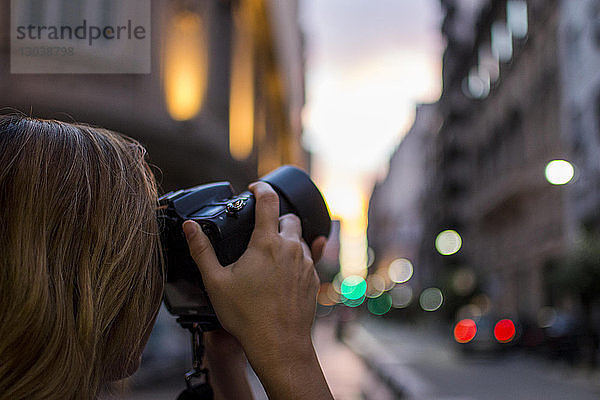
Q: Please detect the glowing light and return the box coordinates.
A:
[340,275,367,300]
[545,160,574,185]
[316,171,370,277]
[466,67,490,99]
[303,50,442,172]
[164,11,208,121]
[419,287,443,312]
[368,293,392,315]
[390,284,413,308]
[454,319,477,343]
[383,278,396,291]
[494,319,516,343]
[341,295,365,307]
[388,258,414,284]
[435,230,462,255]
[479,45,499,83]
[366,274,386,298]
[491,21,513,62]
[321,181,366,225]
[229,1,255,160]
[507,0,528,39]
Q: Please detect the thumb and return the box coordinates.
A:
[183,220,223,282]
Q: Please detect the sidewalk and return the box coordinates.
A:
[313,318,395,400]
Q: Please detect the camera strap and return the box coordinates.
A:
[176,322,213,400]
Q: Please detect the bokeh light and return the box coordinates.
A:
[332,273,344,294]
[390,284,413,308]
[340,275,367,300]
[366,274,386,298]
[341,295,365,307]
[367,293,393,315]
[435,230,462,255]
[383,274,396,291]
[388,258,414,283]
[545,160,574,185]
[454,319,477,343]
[419,287,444,311]
[164,11,208,121]
[494,319,516,343]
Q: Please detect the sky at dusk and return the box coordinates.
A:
[300,0,444,175]
[299,0,445,275]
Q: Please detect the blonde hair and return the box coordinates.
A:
[0,116,164,399]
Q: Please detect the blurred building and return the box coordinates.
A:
[366,0,568,323]
[367,104,440,291]
[559,0,600,237]
[429,0,566,320]
[0,0,308,191]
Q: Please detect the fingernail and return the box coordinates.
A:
[248,182,258,189]
[182,220,198,238]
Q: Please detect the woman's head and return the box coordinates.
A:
[0,116,163,399]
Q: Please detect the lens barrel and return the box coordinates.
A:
[260,165,331,244]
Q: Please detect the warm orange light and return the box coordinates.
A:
[164,11,208,121]
[229,2,254,160]
[315,169,370,277]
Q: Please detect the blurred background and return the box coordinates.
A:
[3,0,600,398]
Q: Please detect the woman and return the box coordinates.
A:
[0,116,333,400]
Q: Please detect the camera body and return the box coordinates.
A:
[158,166,331,330]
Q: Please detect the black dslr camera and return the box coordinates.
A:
[158,165,331,330]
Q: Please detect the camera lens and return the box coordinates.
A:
[260,165,331,244]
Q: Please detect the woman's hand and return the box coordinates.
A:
[183,182,332,400]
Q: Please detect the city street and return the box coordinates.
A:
[345,317,600,400]
[109,314,600,399]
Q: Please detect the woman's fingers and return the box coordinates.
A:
[183,220,223,283]
[310,236,327,264]
[248,182,280,236]
[279,214,302,241]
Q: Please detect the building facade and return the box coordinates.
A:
[560,0,600,238]
[0,0,307,191]
[430,0,566,320]
[368,104,440,292]
[365,0,570,322]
